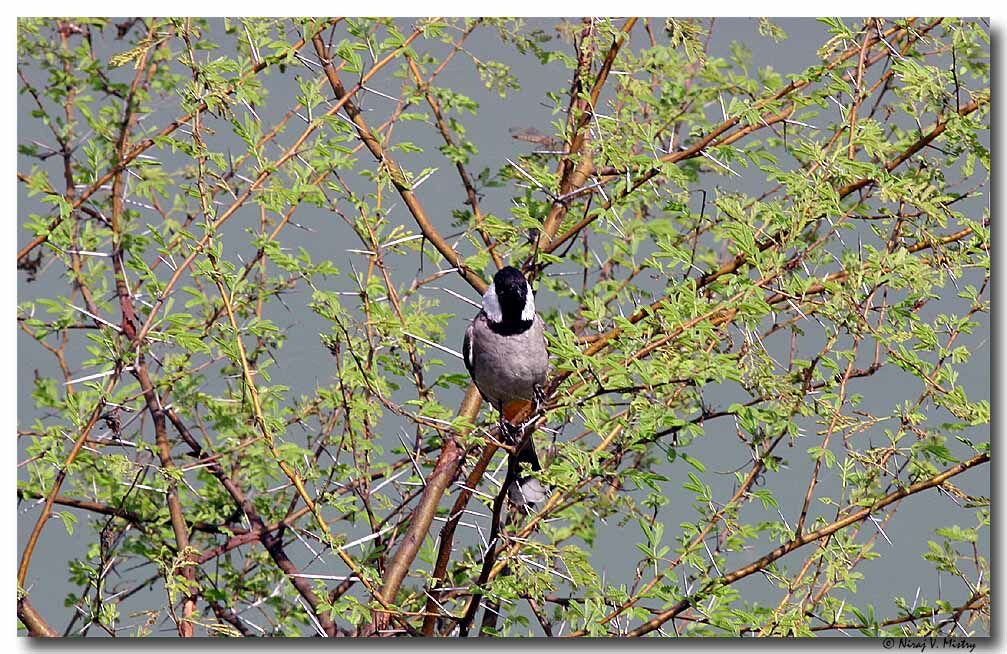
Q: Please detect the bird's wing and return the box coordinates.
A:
[462,320,475,378]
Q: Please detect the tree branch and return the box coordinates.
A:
[16,19,338,264]
[625,453,989,637]
[311,28,488,295]
[17,596,57,637]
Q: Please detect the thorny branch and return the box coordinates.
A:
[17,17,989,638]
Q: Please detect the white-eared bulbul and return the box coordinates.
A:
[463,266,549,506]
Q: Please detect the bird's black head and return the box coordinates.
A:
[492,266,529,322]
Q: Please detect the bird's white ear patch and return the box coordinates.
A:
[482,283,503,323]
[521,284,536,321]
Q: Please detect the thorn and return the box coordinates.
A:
[402,331,464,360]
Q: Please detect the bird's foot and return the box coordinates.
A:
[498,413,519,444]
[532,384,548,414]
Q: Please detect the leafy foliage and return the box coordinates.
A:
[17,17,989,638]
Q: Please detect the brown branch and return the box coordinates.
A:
[541,20,931,256]
[810,592,988,633]
[167,403,339,636]
[457,449,517,636]
[134,363,198,636]
[17,486,233,535]
[309,27,502,633]
[847,21,874,160]
[624,453,990,637]
[660,20,907,169]
[837,98,984,198]
[538,18,638,247]
[16,19,337,263]
[908,226,976,253]
[17,597,57,637]
[126,24,424,350]
[17,373,118,590]
[207,598,255,637]
[542,100,796,257]
[571,97,985,358]
[17,488,144,525]
[311,28,487,295]
[420,441,499,635]
[565,356,822,636]
[373,389,479,631]
[406,44,504,270]
[104,23,198,635]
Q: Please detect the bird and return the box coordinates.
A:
[463,266,550,506]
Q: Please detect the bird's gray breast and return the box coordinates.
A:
[468,313,548,408]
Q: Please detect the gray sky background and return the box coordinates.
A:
[17,18,990,637]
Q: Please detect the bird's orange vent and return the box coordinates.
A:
[502,399,533,425]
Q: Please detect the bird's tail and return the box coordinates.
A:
[507,437,548,507]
